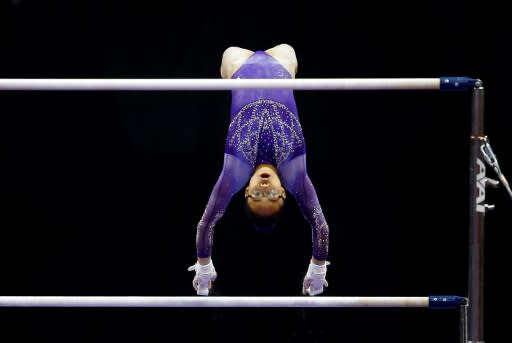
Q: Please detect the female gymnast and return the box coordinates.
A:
[188,43,330,296]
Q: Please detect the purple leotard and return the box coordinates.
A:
[195,51,329,260]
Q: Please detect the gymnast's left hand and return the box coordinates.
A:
[302,259,330,296]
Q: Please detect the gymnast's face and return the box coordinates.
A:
[245,164,286,217]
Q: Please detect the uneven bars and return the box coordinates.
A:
[0,77,480,91]
[0,296,466,308]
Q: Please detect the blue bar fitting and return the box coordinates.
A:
[428,295,467,309]
[440,77,482,91]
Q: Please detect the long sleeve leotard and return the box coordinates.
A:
[195,51,329,260]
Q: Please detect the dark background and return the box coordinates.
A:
[0,1,509,342]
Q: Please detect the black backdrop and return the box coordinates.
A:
[1,1,509,342]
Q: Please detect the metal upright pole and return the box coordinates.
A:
[468,86,486,343]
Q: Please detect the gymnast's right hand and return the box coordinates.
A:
[187,259,217,296]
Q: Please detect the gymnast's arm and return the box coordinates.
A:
[195,153,252,263]
[188,154,252,295]
[279,155,329,264]
[279,155,330,295]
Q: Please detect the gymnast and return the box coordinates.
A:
[188,43,330,296]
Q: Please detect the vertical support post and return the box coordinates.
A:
[460,300,469,343]
[468,86,485,343]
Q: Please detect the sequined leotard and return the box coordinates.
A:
[195,51,329,260]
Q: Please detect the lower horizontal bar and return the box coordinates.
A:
[0,296,464,308]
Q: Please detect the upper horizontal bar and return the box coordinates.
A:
[0,77,480,91]
[0,296,466,308]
